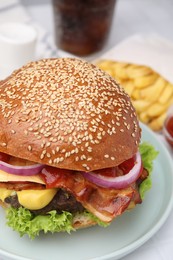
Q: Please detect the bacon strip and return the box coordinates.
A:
[0,182,45,191]
[40,167,142,222]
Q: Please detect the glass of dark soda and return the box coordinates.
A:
[52,0,116,56]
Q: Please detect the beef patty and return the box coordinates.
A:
[5,189,84,215]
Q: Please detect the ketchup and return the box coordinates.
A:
[163,115,173,147]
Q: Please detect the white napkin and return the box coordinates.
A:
[100,34,173,84]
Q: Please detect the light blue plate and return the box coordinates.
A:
[0,123,173,260]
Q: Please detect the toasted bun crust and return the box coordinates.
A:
[0,200,8,209]
[72,213,97,229]
[0,58,140,171]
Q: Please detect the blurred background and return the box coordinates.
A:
[21,0,173,49]
[1,0,173,59]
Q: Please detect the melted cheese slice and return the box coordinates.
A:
[0,169,45,184]
[17,189,57,210]
[0,188,13,202]
[0,187,57,210]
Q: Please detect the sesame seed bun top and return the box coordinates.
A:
[0,58,141,172]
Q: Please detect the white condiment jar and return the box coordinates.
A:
[0,22,37,78]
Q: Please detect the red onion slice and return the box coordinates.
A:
[82,152,142,189]
[0,160,45,176]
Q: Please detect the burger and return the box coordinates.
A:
[0,58,157,239]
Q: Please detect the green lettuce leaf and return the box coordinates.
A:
[139,142,159,199]
[6,207,110,239]
[6,207,74,239]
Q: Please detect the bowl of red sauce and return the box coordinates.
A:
[163,112,173,147]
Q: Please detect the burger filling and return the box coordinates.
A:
[0,142,158,238]
[0,156,146,222]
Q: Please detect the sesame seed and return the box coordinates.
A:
[11,129,16,134]
[28,145,32,151]
[87,147,92,152]
[52,149,56,155]
[81,154,86,160]
[75,156,79,161]
[40,153,44,159]
[46,142,51,147]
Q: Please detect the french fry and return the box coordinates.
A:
[146,103,167,117]
[149,113,167,131]
[133,100,151,113]
[96,60,113,70]
[104,69,114,77]
[167,96,173,108]
[104,61,129,79]
[159,83,173,104]
[121,81,135,96]
[114,64,129,80]
[140,77,166,101]
[139,112,150,123]
[134,73,158,89]
[131,89,141,99]
[111,62,128,70]
[127,64,153,78]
